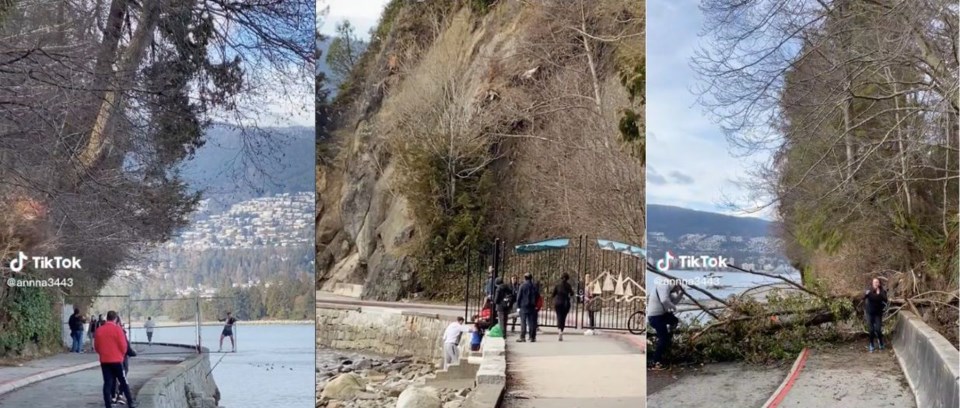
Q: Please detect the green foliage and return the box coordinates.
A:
[469,0,496,15]
[400,146,493,300]
[794,209,844,255]
[617,57,645,163]
[326,20,366,84]
[0,286,59,357]
[654,290,856,364]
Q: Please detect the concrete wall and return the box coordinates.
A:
[137,343,221,408]
[317,304,454,364]
[891,311,959,408]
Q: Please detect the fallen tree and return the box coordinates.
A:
[645,263,959,364]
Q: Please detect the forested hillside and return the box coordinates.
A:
[317,0,645,300]
[694,0,958,341]
[0,1,312,359]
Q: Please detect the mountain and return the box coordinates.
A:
[647,204,774,238]
[647,204,794,272]
[179,125,315,206]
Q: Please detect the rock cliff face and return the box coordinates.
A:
[318,0,645,300]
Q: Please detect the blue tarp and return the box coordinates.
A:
[513,237,645,259]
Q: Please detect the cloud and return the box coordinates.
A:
[647,0,775,219]
[668,171,694,185]
[319,0,392,40]
[648,167,668,185]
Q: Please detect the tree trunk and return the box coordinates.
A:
[77,0,165,175]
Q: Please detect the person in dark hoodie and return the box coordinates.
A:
[493,277,514,337]
[68,308,86,353]
[864,277,888,352]
[516,273,540,342]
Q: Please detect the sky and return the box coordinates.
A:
[647,1,774,219]
[318,0,392,40]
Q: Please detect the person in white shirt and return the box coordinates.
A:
[144,316,156,345]
[442,316,471,369]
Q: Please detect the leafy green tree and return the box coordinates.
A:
[325,20,366,85]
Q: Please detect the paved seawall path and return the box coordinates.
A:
[0,344,194,408]
[503,328,645,408]
[318,291,646,408]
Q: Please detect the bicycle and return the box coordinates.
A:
[627,310,645,335]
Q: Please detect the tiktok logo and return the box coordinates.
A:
[656,251,675,272]
[9,252,28,272]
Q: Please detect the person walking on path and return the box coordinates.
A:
[493,277,514,337]
[219,312,237,352]
[517,273,540,343]
[68,308,86,353]
[442,316,471,369]
[144,317,156,345]
[552,273,575,341]
[864,277,888,352]
[95,311,136,408]
[647,282,681,370]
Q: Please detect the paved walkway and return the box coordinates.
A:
[503,328,645,408]
[777,344,915,407]
[647,362,786,408]
[0,344,194,408]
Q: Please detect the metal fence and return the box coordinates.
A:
[465,236,645,331]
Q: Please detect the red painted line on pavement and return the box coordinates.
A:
[766,348,810,408]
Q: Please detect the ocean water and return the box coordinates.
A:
[130,324,314,408]
[646,269,801,299]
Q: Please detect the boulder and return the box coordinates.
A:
[396,386,441,408]
[321,373,365,400]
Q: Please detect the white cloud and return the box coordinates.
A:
[647,0,774,219]
[319,0,391,40]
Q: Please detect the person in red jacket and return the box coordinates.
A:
[95,311,135,408]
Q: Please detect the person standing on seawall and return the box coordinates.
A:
[864,277,888,352]
[219,312,238,352]
[144,317,156,346]
[95,311,136,408]
[517,273,540,343]
[552,273,574,341]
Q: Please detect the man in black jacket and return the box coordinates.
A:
[493,278,514,337]
[516,273,540,342]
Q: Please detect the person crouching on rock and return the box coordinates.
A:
[647,282,681,371]
[442,316,472,369]
[864,277,888,352]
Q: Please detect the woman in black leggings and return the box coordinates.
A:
[864,277,888,352]
[552,273,574,341]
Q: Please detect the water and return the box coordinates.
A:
[131,324,314,408]
[646,269,802,321]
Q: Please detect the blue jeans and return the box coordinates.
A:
[866,312,884,346]
[648,314,673,365]
[520,310,538,340]
[70,330,82,352]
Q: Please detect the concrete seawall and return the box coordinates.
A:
[891,311,959,408]
[317,304,452,363]
[136,343,221,408]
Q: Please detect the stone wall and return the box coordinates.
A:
[137,343,221,408]
[317,304,453,364]
[891,311,959,408]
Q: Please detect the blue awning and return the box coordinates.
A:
[514,238,570,253]
[595,239,645,258]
